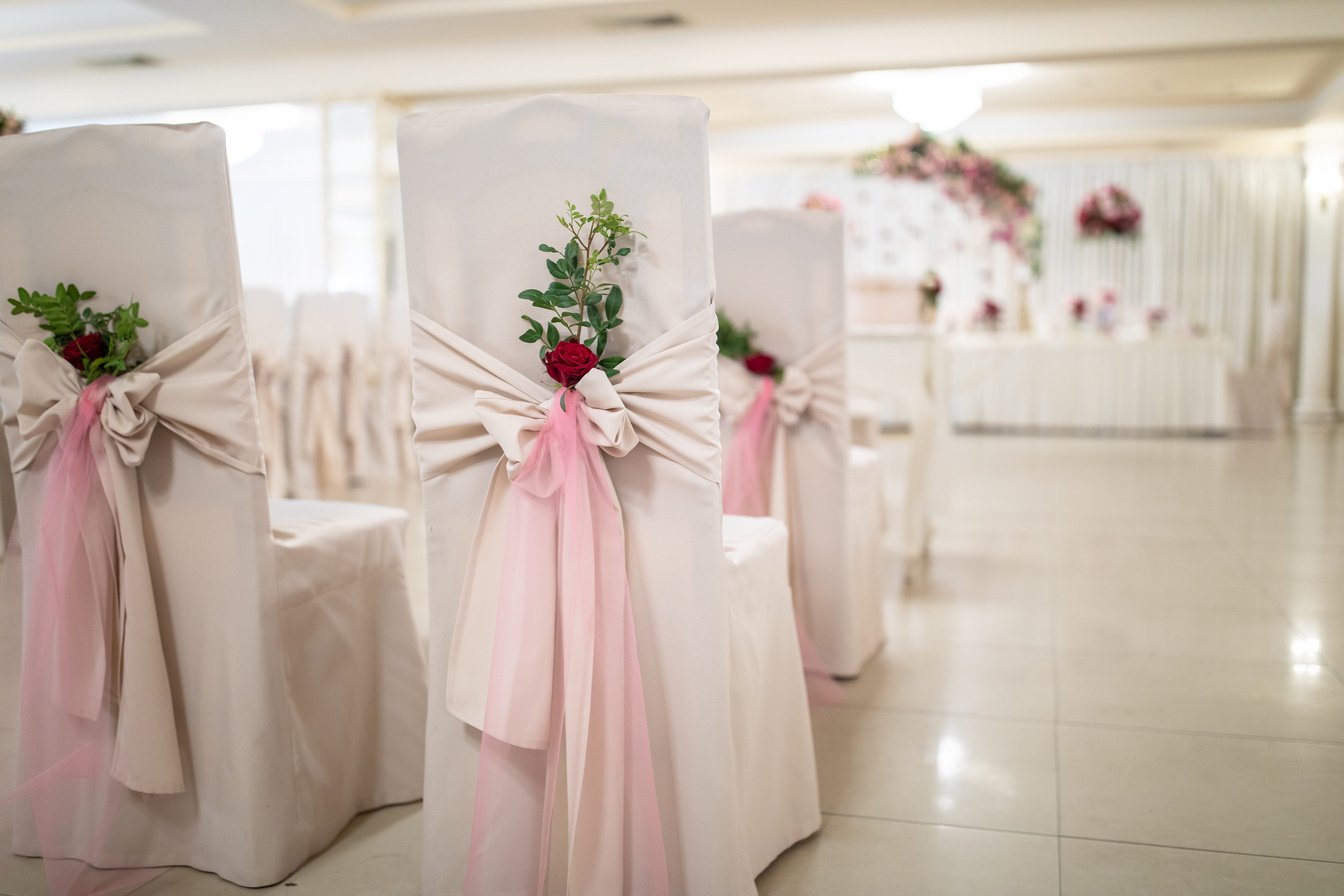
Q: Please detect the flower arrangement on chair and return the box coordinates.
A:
[517,188,635,393]
[1077,184,1142,239]
[9,283,149,382]
[0,107,23,137]
[717,312,782,381]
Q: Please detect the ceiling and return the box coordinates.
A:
[3,0,1344,159]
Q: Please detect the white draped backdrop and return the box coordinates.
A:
[713,153,1303,370]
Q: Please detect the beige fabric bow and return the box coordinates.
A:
[0,307,263,794]
[410,305,720,732]
[718,334,847,432]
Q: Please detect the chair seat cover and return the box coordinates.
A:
[723,514,821,875]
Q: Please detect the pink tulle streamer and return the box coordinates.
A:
[464,390,669,896]
[6,377,161,896]
[721,375,844,703]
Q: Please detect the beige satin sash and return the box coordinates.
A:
[718,334,846,432]
[719,334,846,518]
[299,352,348,497]
[252,351,291,498]
[0,307,264,794]
[410,305,720,732]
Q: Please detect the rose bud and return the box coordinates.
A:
[59,332,107,371]
[544,340,600,388]
[743,352,776,377]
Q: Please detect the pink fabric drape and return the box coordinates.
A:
[7,377,161,896]
[464,389,668,896]
[720,377,777,518]
[722,375,843,702]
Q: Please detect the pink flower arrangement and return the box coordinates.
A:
[1077,184,1142,239]
[862,132,1041,274]
[1069,296,1089,323]
[1146,307,1168,331]
[978,298,1002,329]
[801,191,844,213]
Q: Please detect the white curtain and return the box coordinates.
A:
[1020,155,1303,369]
[712,153,1303,368]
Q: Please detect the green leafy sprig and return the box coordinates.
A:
[7,283,149,383]
[518,189,641,380]
[716,311,757,361]
[716,311,783,382]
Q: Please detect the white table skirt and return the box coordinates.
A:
[945,333,1232,433]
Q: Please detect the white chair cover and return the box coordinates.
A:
[849,395,882,448]
[366,301,418,487]
[1230,296,1294,431]
[714,209,887,677]
[723,514,820,875]
[291,290,371,497]
[244,286,293,498]
[400,94,764,896]
[0,123,426,885]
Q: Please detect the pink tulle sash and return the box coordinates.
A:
[6,377,161,896]
[464,390,668,896]
[721,375,843,703]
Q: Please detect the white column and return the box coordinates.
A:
[1295,145,1343,423]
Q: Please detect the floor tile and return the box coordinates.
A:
[1057,652,1344,741]
[1059,726,1344,862]
[127,803,421,895]
[1055,604,1301,663]
[814,707,1058,834]
[843,643,1055,720]
[757,814,1059,896]
[892,596,1054,651]
[1059,838,1344,896]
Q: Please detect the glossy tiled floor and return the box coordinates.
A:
[4,428,1344,895]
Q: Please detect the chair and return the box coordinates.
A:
[290,290,372,497]
[244,285,293,498]
[400,94,814,895]
[714,209,888,678]
[0,123,426,888]
[1229,296,1295,432]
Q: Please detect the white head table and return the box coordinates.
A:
[944,331,1232,434]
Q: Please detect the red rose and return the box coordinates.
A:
[59,332,106,371]
[743,353,776,376]
[544,340,599,387]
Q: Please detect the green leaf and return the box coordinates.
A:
[605,285,623,319]
[520,331,541,343]
[598,354,624,369]
[616,247,631,257]
[538,244,559,253]
[518,289,546,301]
[545,323,559,348]
[594,330,607,357]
